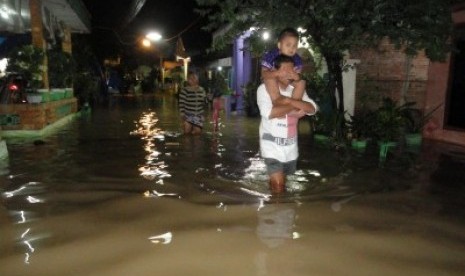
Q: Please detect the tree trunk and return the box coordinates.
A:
[324,54,344,112]
[324,53,346,141]
[400,55,412,105]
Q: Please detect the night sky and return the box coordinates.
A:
[81,0,212,63]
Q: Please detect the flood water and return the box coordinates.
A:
[1,93,465,276]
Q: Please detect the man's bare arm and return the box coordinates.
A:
[268,98,295,119]
[268,97,316,119]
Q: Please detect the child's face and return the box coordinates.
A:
[278,36,298,56]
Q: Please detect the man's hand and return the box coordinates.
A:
[272,95,291,106]
[275,67,300,83]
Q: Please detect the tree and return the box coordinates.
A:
[196,0,454,134]
[72,35,103,107]
[6,45,45,89]
[48,49,75,88]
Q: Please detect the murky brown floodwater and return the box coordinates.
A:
[1,93,464,276]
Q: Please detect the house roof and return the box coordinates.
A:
[175,36,189,59]
[0,0,91,34]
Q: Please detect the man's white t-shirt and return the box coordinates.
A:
[257,83,317,163]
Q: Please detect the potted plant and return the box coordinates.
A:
[26,93,42,104]
[402,104,442,147]
[311,111,334,145]
[348,110,376,152]
[6,45,47,104]
[242,81,260,117]
[305,72,340,146]
[371,98,410,161]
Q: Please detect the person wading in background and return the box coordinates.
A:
[179,72,207,135]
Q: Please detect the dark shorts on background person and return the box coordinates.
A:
[184,113,204,128]
[264,158,297,175]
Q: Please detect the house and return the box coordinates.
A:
[0,0,90,138]
[350,3,465,147]
[207,28,254,115]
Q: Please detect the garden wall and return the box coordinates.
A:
[0,98,78,131]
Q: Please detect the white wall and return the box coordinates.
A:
[342,59,360,119]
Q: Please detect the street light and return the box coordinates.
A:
[141,38,151,47]
[145,31,162,42]
[262,31,270,41]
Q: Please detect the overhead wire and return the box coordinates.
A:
[163,16,203,41]
[94,15,203,45]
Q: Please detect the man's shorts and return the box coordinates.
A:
[264,158,297,175]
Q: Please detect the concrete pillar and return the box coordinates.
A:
[237,40,251,113]
[232,38,243,98]
[29,0,49,89]
[232,35,251,114]
[182,59,189,81]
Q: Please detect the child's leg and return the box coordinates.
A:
[213,108,219,130]
[291,79,306,100]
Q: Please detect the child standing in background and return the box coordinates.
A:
[210,73,228,131]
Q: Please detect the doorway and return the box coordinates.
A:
[446,30,465,130]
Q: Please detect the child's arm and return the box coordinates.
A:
[260,67,279,81]
[291,78,306,100]
[287,109,307,118]
[284,68,305,100]
[290,58,306,100]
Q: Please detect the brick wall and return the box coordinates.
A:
[0,98,77,131]
[350,29,465,146]
[350,37,430,111]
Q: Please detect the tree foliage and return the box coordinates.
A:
[197,0,453,59]
[196,0,454,137]
[6,45,45,89]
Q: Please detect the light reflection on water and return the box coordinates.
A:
[135,125,329,201]
[148,231,173,245]
[122,99,439,207]
[0,94,448,205]
[0,94,464,274]
[131,111,173,182]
